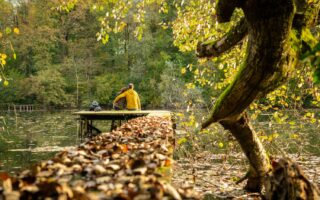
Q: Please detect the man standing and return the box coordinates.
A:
[113,83,141,110]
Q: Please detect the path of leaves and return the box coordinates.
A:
[0,116,200,200]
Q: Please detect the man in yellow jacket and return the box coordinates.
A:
[113,83,141,110]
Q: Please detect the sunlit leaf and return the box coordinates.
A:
[177,137,187,145]
[259,135,268,141]
[3,80,9,87]
[288,121,296,125]
[5,27,11,34]
[273,112,282,123]
[102,34,109,44]
[13,28,20,34]
[181,68,186,74]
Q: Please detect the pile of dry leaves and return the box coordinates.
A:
[0,116,200,199]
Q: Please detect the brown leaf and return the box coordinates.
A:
[21,185,39,193]
[3,178,12,193]
[133,167,148,175]
[4,191,20,200]
[93,165,107,175]
[36,170,53,177]
[72,164,83,172]
[107,164,121,171]
[97,184,109,191]
[96,176,111,184]
[0,172,10,181]
[133,193,151,200]
[156,154,167,160]
[163,183,182,200]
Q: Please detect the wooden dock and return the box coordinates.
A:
[74,110,171,138]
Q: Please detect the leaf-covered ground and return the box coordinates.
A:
[172,151,320,199]
[0,116,200,199]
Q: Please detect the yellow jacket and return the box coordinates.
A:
[113,89,141,110]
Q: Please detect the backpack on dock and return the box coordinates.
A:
[89,101,102,111]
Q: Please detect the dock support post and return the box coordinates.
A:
[84,118,88,138]
[78,118,83,139]
[88,120,93,137]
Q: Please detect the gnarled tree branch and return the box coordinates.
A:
[197,17,247,58]
[293,0,320,31]
[216,0,242,22]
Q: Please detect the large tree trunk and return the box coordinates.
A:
[198,0,319,192]
[198,0,300,192]
[220,114,270,192]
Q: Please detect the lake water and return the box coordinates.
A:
[0,111,113,174]
[0,111,80,174]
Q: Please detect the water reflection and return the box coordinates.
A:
[0,111,79,174]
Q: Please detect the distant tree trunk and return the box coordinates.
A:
[14,14,19,27]
[76,69,79,108]
[197,0,319,192]
[72,55,80,108]
[86,53,93,101]
[124,24,132,70]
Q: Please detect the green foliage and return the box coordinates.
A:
[0,69,24,102]
[94,73,125,105]
[159,61,186,108]
[93,0,169,44]
[26,68,69,106]
[0,0,202,109]
[0,0,19,87]
[160,61,205,108]
[301,42,320,84]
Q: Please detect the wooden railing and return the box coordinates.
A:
[0,104,46,112]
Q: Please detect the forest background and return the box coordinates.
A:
[0,0,319,114]
[0,0,201,109]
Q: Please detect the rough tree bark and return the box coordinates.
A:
[197,0,319,192]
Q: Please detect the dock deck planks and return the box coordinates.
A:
[74,110,171,137]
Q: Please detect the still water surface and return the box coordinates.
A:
[0,111,82,174]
